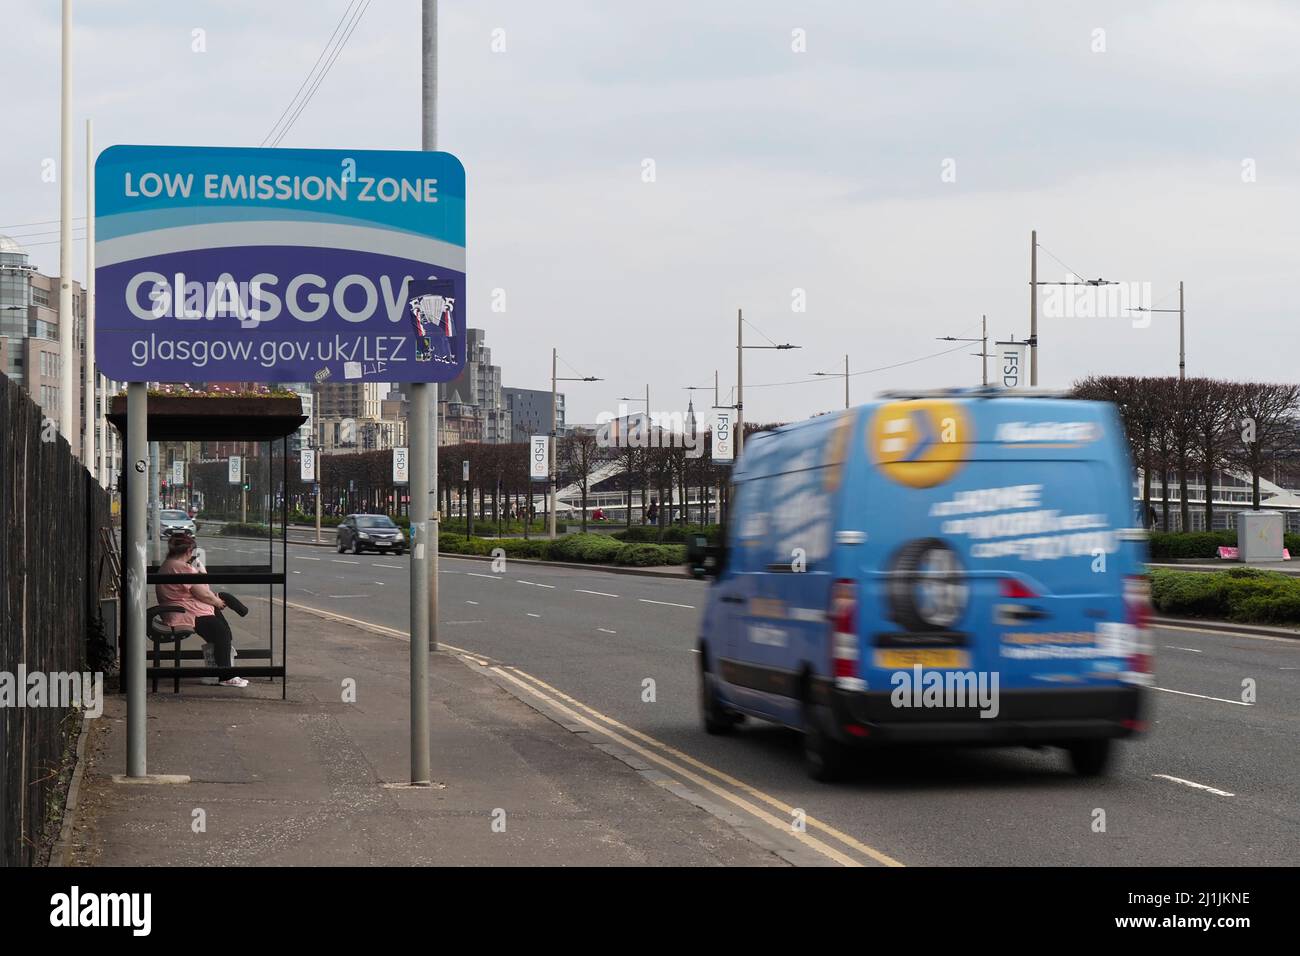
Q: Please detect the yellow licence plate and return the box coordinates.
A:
[874,649,969,669]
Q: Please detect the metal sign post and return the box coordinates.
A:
[95,137,466,785]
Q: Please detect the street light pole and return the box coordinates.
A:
[1029,230,1037,387]
[736,309,800,457]
[84,118,96,478]
[59,0,76,449]
[812,355,851,409]
[549,349,601,538]
[550,347,557,539]
[736,309,744,458]
[1125,280,1186,380]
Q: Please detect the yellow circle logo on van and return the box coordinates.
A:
[869,401,969,487]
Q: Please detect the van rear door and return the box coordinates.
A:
[854,399,1141,692]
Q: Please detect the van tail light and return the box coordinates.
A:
[829,578,860,682]
[1124,575,1154,679]
[999,578,1039,599]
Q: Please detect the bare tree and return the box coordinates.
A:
[558,428,603,532]
[1228,382,1300,509]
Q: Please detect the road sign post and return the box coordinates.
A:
[96,141,466,783]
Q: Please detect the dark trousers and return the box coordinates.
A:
[195,612,234,669]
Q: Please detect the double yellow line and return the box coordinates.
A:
[286,599,905,868]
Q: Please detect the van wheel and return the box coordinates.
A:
[699,661,737,735]
[336,539,345,553]
[1065,739,1112,777]
[802,703,852,783]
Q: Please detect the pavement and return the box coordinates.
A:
[64,609,789,867]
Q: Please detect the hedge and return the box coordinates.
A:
[613,524,722,544]
[217,522,271,538]
[1150,567,1300,624]
[1148,531,1300,562]
[437,532,685,566]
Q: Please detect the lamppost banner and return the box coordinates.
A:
[996,341,1026,390]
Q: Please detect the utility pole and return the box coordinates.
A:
[735,309,744,458]
[84,118,96,478]
[1179,280,1185,380]
[1126,281,1185,380]
[982,314,988,387]
[402,0,438,787]
[549,347,558,539]
[812,355,850,408]
[59,0,76,449]
[1029,229,1037,387]
[549,349,601,538]
[937,319,989,386]
[736,308,799,456]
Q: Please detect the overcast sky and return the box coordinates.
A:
[4,0,1298,425]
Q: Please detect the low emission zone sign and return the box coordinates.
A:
[94,145,466,383]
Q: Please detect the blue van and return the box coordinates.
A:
[688,389,1152,781]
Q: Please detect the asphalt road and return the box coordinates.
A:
[199,531,1300,866]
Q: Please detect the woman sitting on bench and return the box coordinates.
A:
[156,533,247,688]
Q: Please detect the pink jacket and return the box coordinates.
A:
[156,557,219,629]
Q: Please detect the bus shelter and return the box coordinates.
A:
[109,393,304,699]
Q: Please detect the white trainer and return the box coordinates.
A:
[219,677,249,688]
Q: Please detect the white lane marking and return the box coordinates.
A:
[466,600,479,606]
[446,620,485,625]
[292,570,302,575]
[575,589,619,598]
[466,572,501,580]
[527,613,541,618]
[374,581,385,586]
[329,594,368,599]
[597,627,617,634]
[1152,774,1235,798]
[299,589,317,596]
[299,556,321,561]
[517,579,555,589]
[639,598,695,609]
[373,562,402,569]
[331,559,360,565]
[1164,645,1203,653]
[1152,686,1251,706]
[1153,623,1300,645]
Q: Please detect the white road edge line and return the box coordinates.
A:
[517,580,556,588]
[466,572,501,580]
[331,559,359,565]
[1152,774,1235,797]
[1152,686,1251,706]
[639,598,695,609]
[527,613,541,618]
[373,563,402,569]
[1164,645,1203,653]
[576,589,619,598]
[597,627,617,634]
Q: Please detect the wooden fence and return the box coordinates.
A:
[0,372,111,867]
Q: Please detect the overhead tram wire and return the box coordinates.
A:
[259,0,362,148]
[740,338,979,390]
[270,0,372,148]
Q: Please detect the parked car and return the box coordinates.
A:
[159,509,197,539]
[336,514,406,554]
[687,388,1152,781]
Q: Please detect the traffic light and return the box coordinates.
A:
[242,477,250,492]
